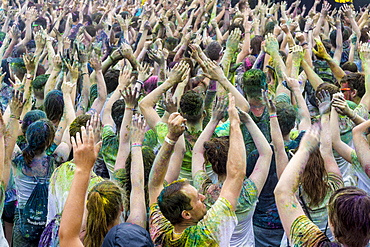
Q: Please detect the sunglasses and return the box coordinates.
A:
[340,88,351,92]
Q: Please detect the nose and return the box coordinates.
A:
[200,194,206,201]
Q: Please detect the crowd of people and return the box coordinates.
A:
[0,0,369,245]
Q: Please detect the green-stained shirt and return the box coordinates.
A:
[150,197,237,246]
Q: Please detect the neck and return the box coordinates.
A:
[187,121,202,132]
[283,134,291,142]
[173,221,196,234]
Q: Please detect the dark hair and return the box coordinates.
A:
[111,99,125,131]
[360,27,370,43]
[328,186,370,247]
[205,41,222,61]
[23,119,55,165]
[242,69,267,99]
[340,72,365,98]
[85,25,96,37]
[44,90,64,123]
[301,148,329,207]
[72,11,79,22]
[157,180,192,225]
[83,15,92,25]
[32,74,50,90]
[250,35,263,55]
[92,12,103,23]
[204,137,229,176]
[69,114,92,139]
[9,57,26,79]
[179,90,204,123]
[21,110,47,134]
[33,17,47,29]
[276,102,296,136]
[341,62,358,73]
[104,69,120,94]
[329,27,350,49]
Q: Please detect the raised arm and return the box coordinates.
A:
[101,67,132,127]
[114,87,140,171]
[358,42,370,110]
[274,125,320,237]
[59,125,101,247]
[126,116,148,228]
[89,52,107,114]
[317,90,341,176]
[238,100,272,195]
[202,58,250,113]
[218,94,246,210]
[192,97,227,178]
[148,113,186,205]
[139,61,189,130]
[352,120,370,178]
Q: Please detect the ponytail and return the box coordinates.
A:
[84,181,124,247]
[22,146,35,166]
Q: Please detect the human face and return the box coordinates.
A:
[181,184,207,223]
[340,82,354,101]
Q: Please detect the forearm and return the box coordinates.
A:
[76,67,90,115]
[301,59,323,90]
[353,125,370,177]
[292,88,310,130]
[149,140,176,204]
[320,113,337,172]
[192,119,218,177]
[127,146,146,228]
[218,77,249,112]
[115,109,133,171]
[59,168,90,246]
[44,69,60,97]
[90,69,107,114]
[133,30,148,57]
[236,33,251,64]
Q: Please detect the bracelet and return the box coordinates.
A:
[10,114,20,120]
[269,114,278,118]
[350,112,357,120]
[81,72,89,76]
[125,107,136,111]
[300,42,308,47]
[131,143,142,147]
[136,80,144,86]
[165,136,176,145]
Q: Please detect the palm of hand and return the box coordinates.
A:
[264,37,279,55]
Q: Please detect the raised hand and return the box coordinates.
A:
[121,86,140,109]
[317,89,331,115]
[161,91,178,114]
[211,96,227,122]
[65,60,80,81]
[137,62,151,82]
[201,58,225,81]
[359,42,370,66]
[228,93,240,125]
[321,1,331,16]
[264,33,279,56]
[226,28,242,52]
[119,66,132,87]
[87,113,101,144]
[147,48,166,65]
[332,92,354,118]
[290,45,304,64]
[341,4,353,18]
[313,38,332,61]
[22,53,36,73]
[167,61,190,84]
[130,114,147,145]
[61,74,76,96]
[89,51,102,71]
[167,112,187,140]
[10,90,25,118]
[262,89,276,114]
[299,124,320,153]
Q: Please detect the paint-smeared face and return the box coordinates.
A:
[181,184,207,222]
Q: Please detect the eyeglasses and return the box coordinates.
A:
[340,88,351,92]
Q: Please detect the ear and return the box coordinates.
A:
[351,89,357,98]
[181,210,192,220]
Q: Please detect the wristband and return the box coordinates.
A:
[136,80,144,86]
[125,107,136,111]
[81,72,89,76]
[165,136,176,145]
[270,114,278,118]
[131,143,142,147]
